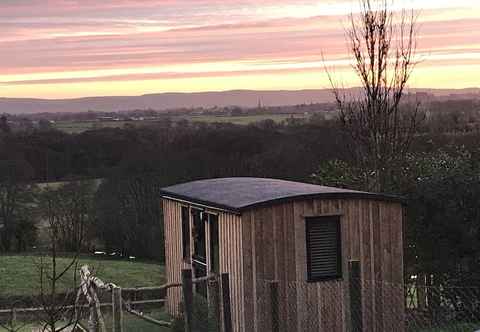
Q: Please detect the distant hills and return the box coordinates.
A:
[1,88,479,114]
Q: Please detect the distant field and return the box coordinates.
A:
[53,113,310,133]
[0,255,165,297]
[177,113,309,125]
[54,120,131,134]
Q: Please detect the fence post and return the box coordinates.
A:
[11,308,16,327]
[88,306,100,332]
[221,273,232,332]
[349,260,363,332]
[270,281,280,332]
[182,269,194,332]
[112,286,124,332]
[208,277,220,330]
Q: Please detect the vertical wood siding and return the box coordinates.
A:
[163,198,244,331]
[219,213,244,332]
[163,199,186,316]
[241,198,404,332]
[163,197,404,332]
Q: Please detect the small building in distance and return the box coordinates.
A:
[161,177,405,332]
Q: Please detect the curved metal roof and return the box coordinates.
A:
[161,177,401,213]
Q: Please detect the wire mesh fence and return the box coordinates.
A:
[121,286,172,332]
[3,272,480,332]
[0,297,36,332]
[405,282,480,332]
[0,287,170,332]
[248,278,480,332]
[0,294,99,332]
[172,273,222,332]
[249,278,346,332]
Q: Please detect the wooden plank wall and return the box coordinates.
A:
[164,197,404,332]
[163,198,245,331]
[241,198,404,332]
[163,198,187,316]
[218,213,244,332]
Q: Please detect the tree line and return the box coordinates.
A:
[2,0,480,296]
[0,118,346,260]
[1,117,480,269]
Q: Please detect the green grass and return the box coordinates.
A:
[1,311,173,332]
[410,322,480,332]
[0,255,165,297]
[54,120,131,134]
[120,309,172,332]
[177,113,309,125]
[53,113,310,133]
[0,321,85,332]
[78,308,172,332]
[0,323,36,332]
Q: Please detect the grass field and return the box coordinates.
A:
[113,309,172,332]
[53,113,309,133]
[409,323,480,332]
[177,113,308,125]
[0,255,165,297]
[54,120,128,134]
[0,310,172,332]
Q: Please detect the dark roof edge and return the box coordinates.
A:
[161,192,242,214]
[161,190,404,214]
[239,192,405,211]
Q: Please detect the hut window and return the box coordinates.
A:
[181,206,190,261]
[209,214,219,274]
[192,209,208,297]
[192,209,207,262]
[306,216,342,281]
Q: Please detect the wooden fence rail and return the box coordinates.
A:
[0,298,168,315]
[122,283,182,292]
[1,268,233,332]
[72,265,184,332]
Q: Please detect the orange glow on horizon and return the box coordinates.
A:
[1,0,480,99]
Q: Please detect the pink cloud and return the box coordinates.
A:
[1,0,479,95]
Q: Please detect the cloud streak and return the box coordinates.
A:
[1,0,480,98]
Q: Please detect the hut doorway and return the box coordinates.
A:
[192,210,220,295]
[192,209,207,295]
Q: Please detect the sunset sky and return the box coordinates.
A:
[1,0,480,99]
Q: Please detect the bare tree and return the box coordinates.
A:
[0,159,34,252]
[328,0,423,191]
[95,175,163,260]
[32,187,86,332]
[55,181,95,252]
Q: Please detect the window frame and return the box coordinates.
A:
[181,205,191,262]
[208,213,220,274]
[305,215,343,282]
[191,207,207,263]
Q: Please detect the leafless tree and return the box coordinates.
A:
[327,0,423,191]
[95,175,163,260]
[55,181,95,252]
[0,159,34,252]
[32,187,87,332]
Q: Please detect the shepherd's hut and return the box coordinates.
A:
[161,177,405,332]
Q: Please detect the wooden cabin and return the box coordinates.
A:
[161,177,405,332]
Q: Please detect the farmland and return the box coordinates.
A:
[52,113,310,133]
